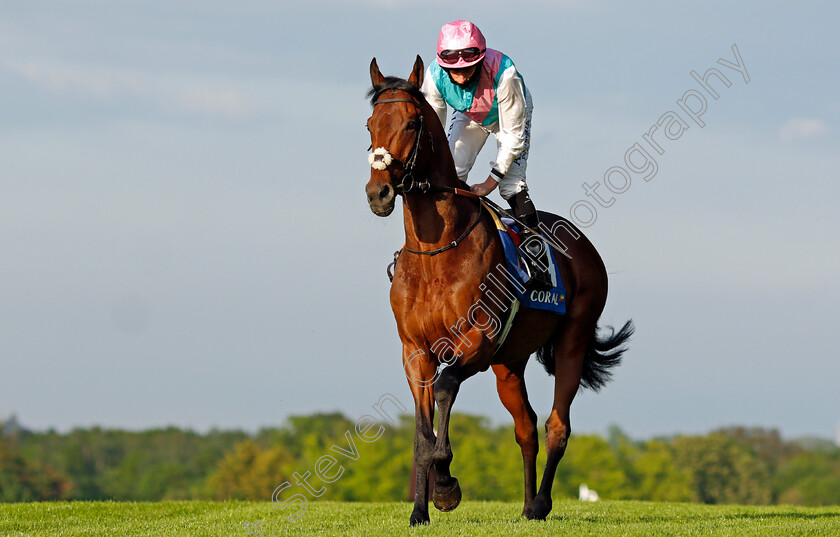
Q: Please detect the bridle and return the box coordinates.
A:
[371,96,431,195]
[371,95,484,257]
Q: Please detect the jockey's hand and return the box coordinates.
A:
[470,175,499,197]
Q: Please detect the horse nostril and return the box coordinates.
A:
[378,184,392,200]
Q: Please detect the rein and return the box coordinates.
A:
[373,95,483,257]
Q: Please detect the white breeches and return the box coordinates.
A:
[447,98,533,200]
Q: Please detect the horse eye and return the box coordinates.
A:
[406,120,419,131]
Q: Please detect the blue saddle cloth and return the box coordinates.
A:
[497,222,566,315]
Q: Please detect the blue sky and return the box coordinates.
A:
[1,1,838,441]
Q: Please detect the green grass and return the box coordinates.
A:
[1,500,839,536]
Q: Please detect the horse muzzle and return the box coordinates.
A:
[366,181,396,217]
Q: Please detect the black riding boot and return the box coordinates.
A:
[508,190,553,290]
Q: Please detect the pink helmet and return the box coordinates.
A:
[436,20,486,68]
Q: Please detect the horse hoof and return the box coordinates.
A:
[529,495,552,520]
[433,478,462,512]
[409,508,430,526]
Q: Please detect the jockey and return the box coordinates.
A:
[420,20,551,289]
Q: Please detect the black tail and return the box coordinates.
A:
[535,320,634,391]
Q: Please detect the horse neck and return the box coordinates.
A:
[402,102,478,251]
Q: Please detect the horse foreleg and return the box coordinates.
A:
[531,326,589,520]
[410,400,435,525]
[431,366,463,512]
[405,347,437,526]
[492,361,539,518]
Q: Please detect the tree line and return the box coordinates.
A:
[1,413,838,506]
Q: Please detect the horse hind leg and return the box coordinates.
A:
[531,321,593,520]
[492,361,539,518]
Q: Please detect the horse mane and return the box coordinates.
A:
[367,76,425,106]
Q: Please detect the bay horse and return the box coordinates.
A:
[364,56,633,526]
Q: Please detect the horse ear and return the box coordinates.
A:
[408,55,424,88]
[370,58,385,87]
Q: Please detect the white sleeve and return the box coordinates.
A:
[494,66,528,176]
[420,66,448,129]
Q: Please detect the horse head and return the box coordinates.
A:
[365,56,427,217]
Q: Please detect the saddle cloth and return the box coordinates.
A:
[484,202,567,315]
